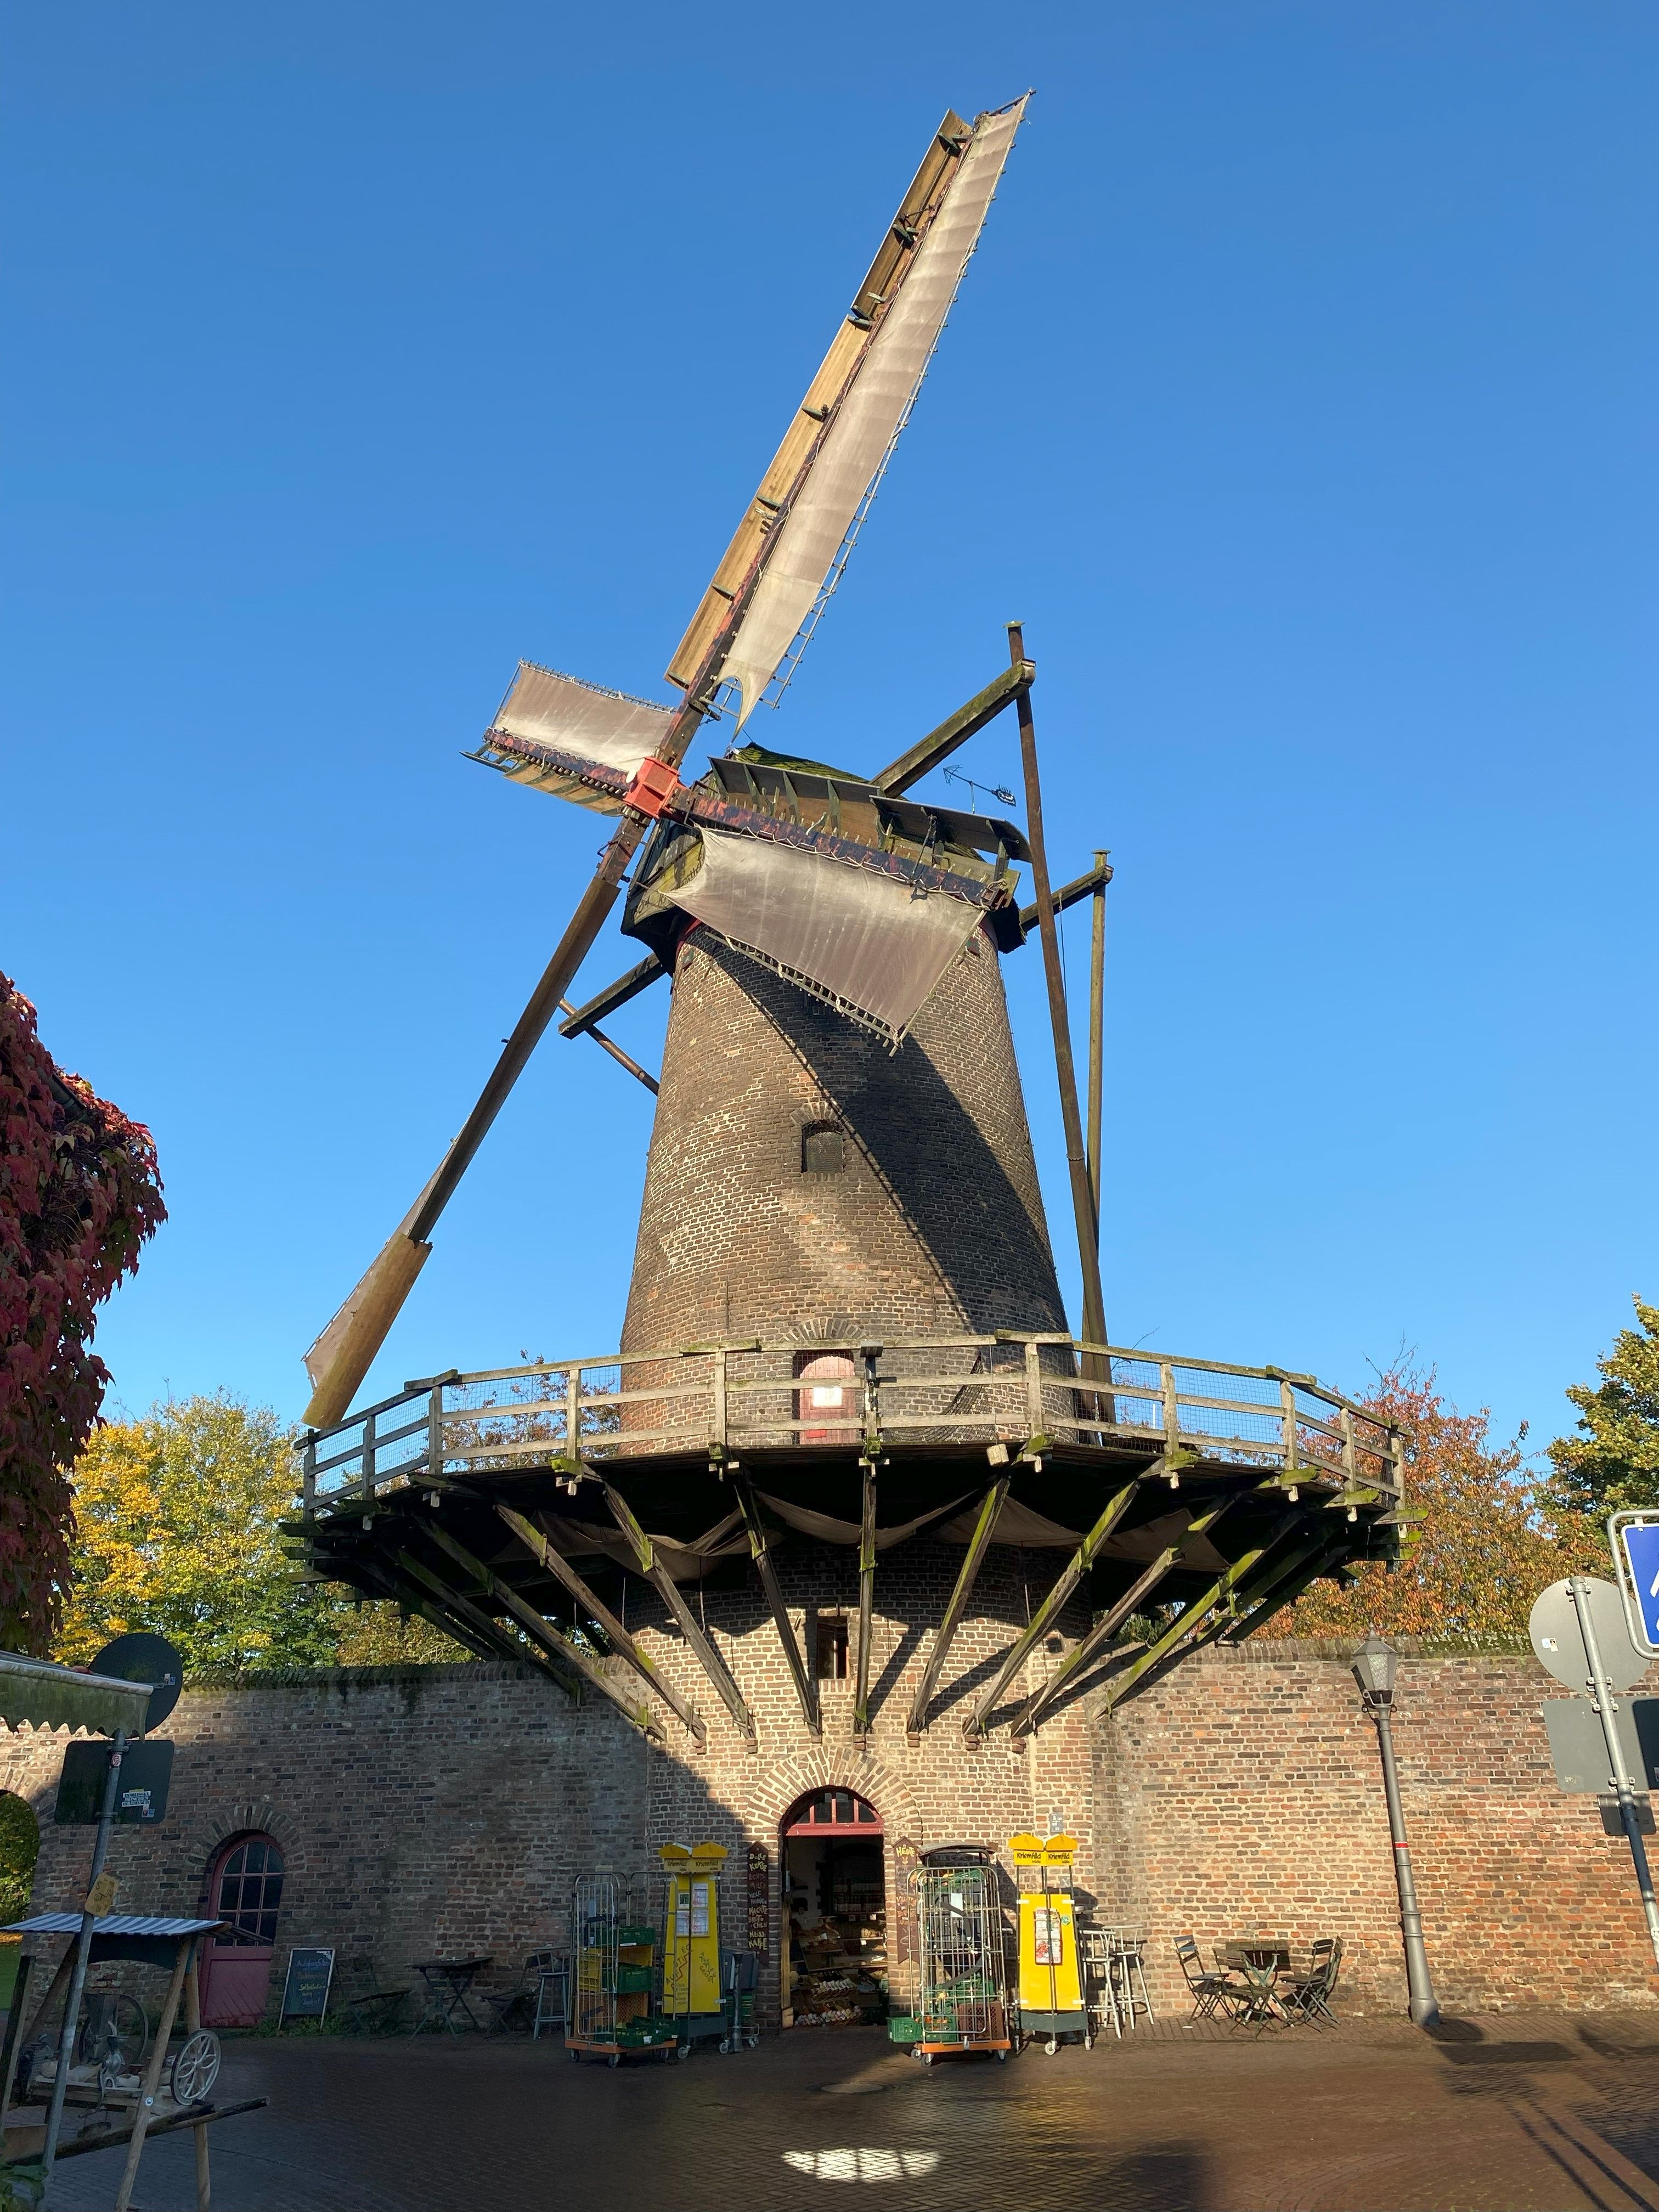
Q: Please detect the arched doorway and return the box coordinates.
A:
[795,1351,858,1447]
[200,1833,285,2028]
[781,1788,885,2028]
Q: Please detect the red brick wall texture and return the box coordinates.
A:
[3,1621,1653,2027]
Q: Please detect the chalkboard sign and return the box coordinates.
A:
[279,1946,335,2026]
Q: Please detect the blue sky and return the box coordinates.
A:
[3,3,1654,1464]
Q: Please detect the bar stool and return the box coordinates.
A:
[1107,1928,1154,2032]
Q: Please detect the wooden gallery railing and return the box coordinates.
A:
[297,1337,1403,1513]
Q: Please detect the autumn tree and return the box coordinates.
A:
[1,972,165,1653]
[1286,1361,1601,1641]
[57,1392,467,1672]
[1548,1296,1659,1516]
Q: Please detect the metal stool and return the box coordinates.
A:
[1078,1927,1122,2041]
[1107,1928,1154,2032]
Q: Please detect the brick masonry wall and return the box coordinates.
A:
[3,1618,1651,2027]
[623,927,1066,1352]
[1103,1640,1659,2017]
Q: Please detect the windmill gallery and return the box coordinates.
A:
[8,95,1643,2042]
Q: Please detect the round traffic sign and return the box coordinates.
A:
[1528,1578,1647,1694]
[90,1633,184,1734]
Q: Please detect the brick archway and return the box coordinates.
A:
[182,1798,302,1916]
[751,1752,924,2028]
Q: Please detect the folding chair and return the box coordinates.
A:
[1174,1936,1243,2024]
[1281,1938,1343,2028]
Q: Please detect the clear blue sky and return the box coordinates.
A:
[3,3,1654,1466]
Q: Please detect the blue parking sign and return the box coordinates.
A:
[1613,1516,1659,1655]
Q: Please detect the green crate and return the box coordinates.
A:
[887,2013,924,2045]
[617,1926,656,1948]
[612,1964,653,1994]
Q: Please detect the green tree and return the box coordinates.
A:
[57,1393,343,1671]
[56,1391,473,1672]
[1548,1297,1659,1516]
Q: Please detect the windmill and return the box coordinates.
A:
[301,92,1109,1427]
[296,96,1404,1766]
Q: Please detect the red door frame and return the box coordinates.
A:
[200,1832,285,2028]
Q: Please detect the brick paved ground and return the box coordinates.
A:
[40,2012,1659,2212]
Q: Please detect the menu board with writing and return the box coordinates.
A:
[746,1842,769,1953]
[279,1946,335,2024]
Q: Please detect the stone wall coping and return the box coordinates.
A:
[180,1661,532,1691]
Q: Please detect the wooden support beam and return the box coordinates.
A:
[597,1477,757,1742]
[1086,850,1107,1222]
[1220,1536,1345,1644]
[854,1465,877,1736]
[558,953,668,1038]
[1133,1531,1338,1694]
[391,1547,580,1695]
[907,1475,1008,1739]
[1009,1499,1233,1739]
[730,1475,819,1735]
[1015,855,1114,940]
[339,1549,503,1661]
[1102,1517,1300,1709]
[416,1521,665,1742]
[963,1471,1146,1737]
[556,999,659,1094]
[112,1938,192,2212]
[495,1505,705,1744]
[1008,623,1107,1353]
[871,660,1034,796]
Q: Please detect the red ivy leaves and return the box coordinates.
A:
[0,973,164,1653]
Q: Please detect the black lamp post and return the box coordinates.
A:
[1351,1633,1440,2027]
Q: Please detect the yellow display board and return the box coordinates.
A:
[659,1842,726,2018]
[1007,1833,1085,2035]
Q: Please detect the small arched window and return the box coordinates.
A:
[801,1121,845,1175]
[212,1835,286,1946]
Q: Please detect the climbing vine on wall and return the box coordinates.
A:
[0,972,164,1654]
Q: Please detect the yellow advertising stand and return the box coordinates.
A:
[1008,1833,1090,2054]
[659,1843,726,2056]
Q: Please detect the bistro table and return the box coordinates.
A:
[410,1956,493,2035]
[1218,1943,1291,2029]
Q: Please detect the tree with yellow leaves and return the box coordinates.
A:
[57,1393,464,1672]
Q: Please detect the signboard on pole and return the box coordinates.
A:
[1543,1697,1659,1792]
[1609,1513,1659,1659]
[1530,1580,1646,1691]
[53,1740,174,1826]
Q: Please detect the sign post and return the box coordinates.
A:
[1530,1575,1659,1975]
[1571,1577,1659,1974]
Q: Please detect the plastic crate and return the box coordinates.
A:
[887,2013,924,2045]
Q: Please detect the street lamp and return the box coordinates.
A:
[1351,1633,1440,2027]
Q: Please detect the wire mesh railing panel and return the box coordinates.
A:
[301,1338,1403,1500]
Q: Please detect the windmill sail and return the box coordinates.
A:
[664,827,988,1044]
[486,662,676,812]
[719,96,1028,726]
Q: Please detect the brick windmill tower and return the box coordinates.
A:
[298,95,1403,2033]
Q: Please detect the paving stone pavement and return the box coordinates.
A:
[40,2013,1659,2212]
